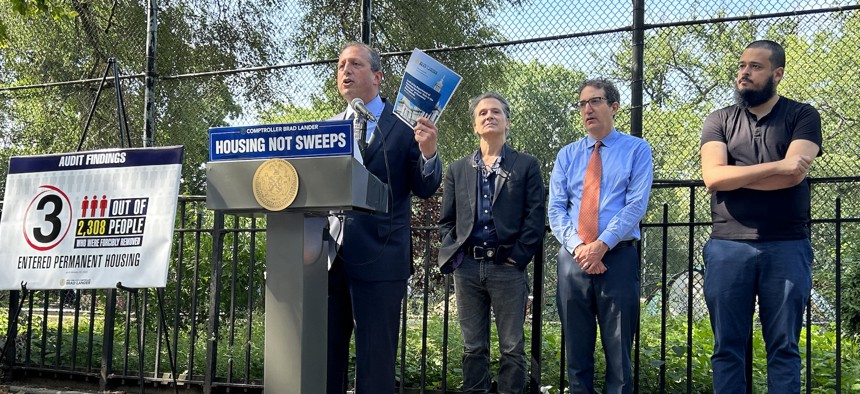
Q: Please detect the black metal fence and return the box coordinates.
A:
[1,177,858,393]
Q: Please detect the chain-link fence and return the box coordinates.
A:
[3,1,858,186]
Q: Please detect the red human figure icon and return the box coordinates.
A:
[89,195,98,217]
[99,195,108,217]
[81,196,89,217]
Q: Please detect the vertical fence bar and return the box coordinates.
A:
[630,0,645,138]
[140,289,150,384]
[55,292,65,368]
[805,241,812,392]
[142,0,157,148]
[834,198,842,394]
[745,319,753,392]
[100,289,118,391]
[228,215,240,383]
[399,281,408,394]
[154,282,163,379]
[39,292,49,368]
[659,205,668,392]
[686,186,695,393]
[86,290,97,372]
[71,290,81,371]
[4,290,20,374]
[634,240,642,394]
[419,205,432,390]
[244,217,259,384]
[360,0,371,44]
[204,211,226,394]
[529,238,545,394]
[559,329,566,392]
[191,212,204,382]
[441,274,451,392]
[25,294,33,368]
[123,292,132,375]
[133,291,144,390]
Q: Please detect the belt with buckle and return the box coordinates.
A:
[465,245,497,260]
[611,240,635,251]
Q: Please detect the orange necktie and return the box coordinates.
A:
[578,140,602,244]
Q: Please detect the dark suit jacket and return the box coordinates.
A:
[335,99,442,282]
[437,144,545,273]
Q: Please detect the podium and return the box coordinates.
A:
[206,155,388,393]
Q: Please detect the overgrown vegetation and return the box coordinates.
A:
[5,303,859,392]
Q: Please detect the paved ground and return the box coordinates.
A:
[1,382,195,394]
[0,386,100,394]
[0,379,137,394]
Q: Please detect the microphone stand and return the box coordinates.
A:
[353,114,368,157]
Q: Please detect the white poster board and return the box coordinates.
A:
[0,146,184,290]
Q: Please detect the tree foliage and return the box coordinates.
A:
[283,0,514,165]
[605,15,860,182]
[487,60,585,177]
[0,0,75,47]
[0,0,291,194]
[593,13,860,312]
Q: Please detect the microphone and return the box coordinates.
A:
[350,98,377,122]
[353,114,368,156]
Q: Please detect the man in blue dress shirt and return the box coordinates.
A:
[548,79,653,394]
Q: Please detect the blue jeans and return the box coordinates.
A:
[453,255,529,394]
[703,238,813,394]
[556,244,639,394]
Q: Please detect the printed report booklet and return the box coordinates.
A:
[393,49,462,126]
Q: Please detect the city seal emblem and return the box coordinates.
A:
[253,159,299,211]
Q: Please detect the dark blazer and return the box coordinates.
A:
[437,144,545,273]
[335,99,443,282]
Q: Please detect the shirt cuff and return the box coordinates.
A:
[421,153,438,176]
[599,233,621,250]
[564,234,584,255]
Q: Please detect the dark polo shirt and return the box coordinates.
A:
[700,96,822,240]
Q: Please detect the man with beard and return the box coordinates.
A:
[700,40,822,393]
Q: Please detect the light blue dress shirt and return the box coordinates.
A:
[548,129,653,254]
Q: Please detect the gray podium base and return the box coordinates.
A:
[264,213,328,393]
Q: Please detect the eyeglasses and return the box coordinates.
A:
[577,97,609,110]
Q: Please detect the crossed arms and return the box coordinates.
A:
[701,139,820,192]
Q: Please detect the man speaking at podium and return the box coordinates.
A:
[327,42,442,393]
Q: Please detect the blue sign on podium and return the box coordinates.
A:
[208,120,353,161]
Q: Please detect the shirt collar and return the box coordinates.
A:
[586,128,619,148]
[344,95,384,120]
[742,95,782,122]
[471,146,506,174]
